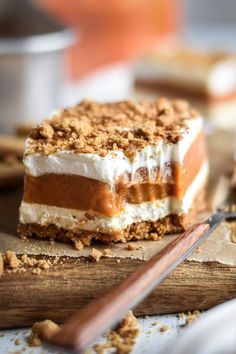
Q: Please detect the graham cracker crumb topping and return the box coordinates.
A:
[26,98,199,159]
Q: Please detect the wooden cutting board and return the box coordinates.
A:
[0,130,235,329]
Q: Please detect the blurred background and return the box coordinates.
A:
[1,0,236,131]
[0,0,236,185]
[0,3,236,354]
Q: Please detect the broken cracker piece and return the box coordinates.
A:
[160,324,169,332]
[4,250,21,269]
[89,248,103,262]
[29,320,60,347]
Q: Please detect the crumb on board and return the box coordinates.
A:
[93,311,139,354]
[28,320,60,347]
[2,250,58,275]
[89,248,103,262]
[4,250,21,269]
[178,310,201,327]
[126,243,143,251]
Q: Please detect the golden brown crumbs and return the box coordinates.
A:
[177,312,185,318]
[28,333,42,347]
[126,243,142,251]
[226,221,236,243]
[37,259,52,270]
[73,239,84,251]
[14,338,21,345]
[32,268,41,275]
[0,253,3,278]
[3,251,54,274]
[195,247,202,253]
[29,320,60,347]
[26,98,198,158]
[38,120,54,139]
[179,310,201,327]
[102,248,114,257]
[159,325,169,332]
[116,311,139,339]
[93,311,139,354]
[185,310,201,325]
[89,248,103,262]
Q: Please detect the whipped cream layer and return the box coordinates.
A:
[135,58,236,97]
[20,161,208,233]
[24,118,202,184]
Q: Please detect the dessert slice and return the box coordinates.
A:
[134,48,236,101]
[134,48,236,129]
[18,98,208,246]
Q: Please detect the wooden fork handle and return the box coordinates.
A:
[49,222,210,352]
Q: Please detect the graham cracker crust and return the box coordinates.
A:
[18,183,206,247]
[18,214,187,247]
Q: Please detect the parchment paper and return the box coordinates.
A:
[0,219,235,266]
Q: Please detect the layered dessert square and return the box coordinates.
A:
[134,48,236,129]
[18,98,208,246]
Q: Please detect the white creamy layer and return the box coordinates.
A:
[24,118,202,184]
[20,161,208,233]
[135,59,236,97]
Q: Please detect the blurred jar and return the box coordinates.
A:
[0,0,74,134]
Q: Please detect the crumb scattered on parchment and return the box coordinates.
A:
[226,221,236,243]
[159,324,169,333]
[0,253,3,278]
[178,310,201,327]
[2,250,57,275]
[103,249,114,257]
[28,320,60,347]
[89,248,103,262]
[93,311,139,354]
[126,243,143,251]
